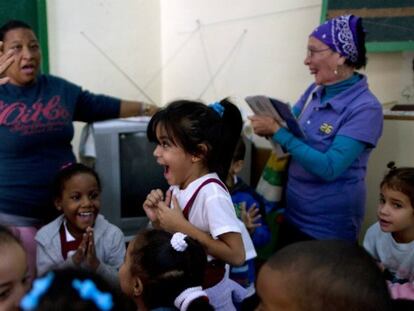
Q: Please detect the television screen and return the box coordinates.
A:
[89,118,169,238]
[119,132,168,217]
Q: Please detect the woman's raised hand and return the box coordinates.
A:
[0,42,14,85]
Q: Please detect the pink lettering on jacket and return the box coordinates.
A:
[0,96,70,135]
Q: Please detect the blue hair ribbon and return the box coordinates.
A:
[72,279,113,311]
[20,272,55,310]
[209,101,224,117]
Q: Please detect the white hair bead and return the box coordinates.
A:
[170,232,188,252]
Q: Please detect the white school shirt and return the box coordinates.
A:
[170,173,256,265]
[363,222,414,283]
[170,173,241,239]
[238,219,257,261]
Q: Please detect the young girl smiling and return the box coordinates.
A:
[143,99,247,310]
[35,163,125,284]
[364,162,414,300]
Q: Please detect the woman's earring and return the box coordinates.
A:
[333,69,338,75]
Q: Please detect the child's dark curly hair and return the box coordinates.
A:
[380,161,414,207]
[128,229,213,310]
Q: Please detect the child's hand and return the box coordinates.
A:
[240,202,262,234]
[143,189,164,222]
[85,227,100,271]
[156,191,187,233]
[72,232,88,266]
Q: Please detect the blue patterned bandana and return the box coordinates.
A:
[310,14,360,63]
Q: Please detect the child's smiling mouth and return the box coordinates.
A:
[77,211,95,223]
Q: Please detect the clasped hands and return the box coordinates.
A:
[72,227,100,271]
[143,189,188,233]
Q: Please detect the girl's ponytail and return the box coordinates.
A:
[386,161,396,170]
[210,98,243,181]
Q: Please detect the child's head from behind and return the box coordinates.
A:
[20,267,133,311]
[227,137,246,182]
[256,240,392,311]
[0,224,30,311]
[378,162,414,242]
[52,163,101,238]
[147,99,242,187]
[119,229,212,311]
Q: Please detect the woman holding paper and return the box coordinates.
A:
[249,15,383,246]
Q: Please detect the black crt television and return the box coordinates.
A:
[89,118,168,240]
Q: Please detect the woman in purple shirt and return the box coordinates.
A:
[250,15,383,247]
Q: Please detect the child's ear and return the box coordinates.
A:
[133,277,143,297]
[193,143,208,163]
[54,198,62,211]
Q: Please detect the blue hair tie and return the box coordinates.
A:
[72,279,113,311]
[209,101,224,117]
[20,272,55,310]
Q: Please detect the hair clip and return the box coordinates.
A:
[209,101,224,117]
[60,162,74,170]
[170,232,188,252]
[20,272,55,310]
[174,286,208,311]
[387,161,397,170]
[72,279,113,311]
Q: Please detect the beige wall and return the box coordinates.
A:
[46,0,414,239]
[46,0,162,157]
[160,0,320,114]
